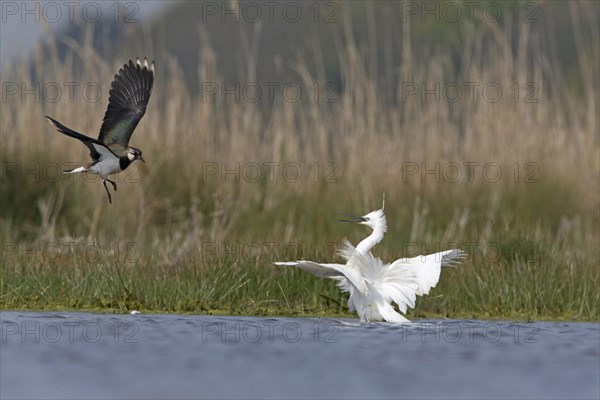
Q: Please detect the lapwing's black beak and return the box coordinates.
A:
[139,156,145,163]
[340,214,367,223]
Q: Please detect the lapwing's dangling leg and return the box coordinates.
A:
[107,178,117,192]
[103,180,113,204]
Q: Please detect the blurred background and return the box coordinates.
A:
[1,1,598,320]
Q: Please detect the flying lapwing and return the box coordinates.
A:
[46,58,155,204]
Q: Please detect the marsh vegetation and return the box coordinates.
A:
[1,2,598,320]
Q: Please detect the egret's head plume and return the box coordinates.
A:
[340,197,388,233]
[360,208,387,233]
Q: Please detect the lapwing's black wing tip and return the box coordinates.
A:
[45,115,58,127]
[46,115,114,161]
[45,115,87,140]
[98,57,155,147]
[135,57,155,73]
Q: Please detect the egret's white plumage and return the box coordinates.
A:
[275,201,466,323]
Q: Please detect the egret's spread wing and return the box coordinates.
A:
[391,249,466,297]
[377,264,420,314]
[440,249,467,267]
[274,261,342,278]
[46,116,116,161]
[274,261,366,293]
[98,58,154,147]
[336,239,419,314]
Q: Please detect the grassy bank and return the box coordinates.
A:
[1,3,598,321]
[1,187,597,321]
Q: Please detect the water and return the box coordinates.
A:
[1,312,598,399]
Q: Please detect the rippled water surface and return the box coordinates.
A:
[1,312,598,399]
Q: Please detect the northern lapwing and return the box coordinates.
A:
[46,58,155,204]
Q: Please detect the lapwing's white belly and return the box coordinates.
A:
[88,158,122,179]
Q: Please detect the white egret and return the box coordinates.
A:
[274,199,466,323]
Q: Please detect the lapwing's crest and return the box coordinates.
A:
[46,58,155,204]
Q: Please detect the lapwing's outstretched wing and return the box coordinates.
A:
[98,58,154,147]
[46,116,117,161]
